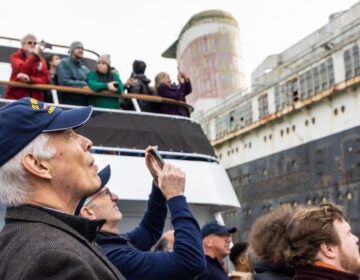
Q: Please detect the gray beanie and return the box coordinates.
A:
[98,54,111,66]
[68,41,84,54]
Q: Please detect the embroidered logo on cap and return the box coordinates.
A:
[30,98,55,113]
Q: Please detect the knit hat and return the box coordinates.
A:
[132,60,146,74]
[98,54,111,66]
[68,41,84,54]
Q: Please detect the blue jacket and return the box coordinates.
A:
[56,56,90,105]
[195,255,229,280]
[96,185,206,280]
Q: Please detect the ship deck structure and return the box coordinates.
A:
[190,2,360,240]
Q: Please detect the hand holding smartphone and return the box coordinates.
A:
[149,146,165,169]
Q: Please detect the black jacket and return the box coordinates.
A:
[253,259,293,280]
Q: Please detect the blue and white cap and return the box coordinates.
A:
[0,97,92,166]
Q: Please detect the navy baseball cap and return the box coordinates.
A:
[74,164,111,215]
[201,221,237,238]
[0,98,92,166]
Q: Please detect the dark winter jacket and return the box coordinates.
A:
[125,74,155,112]
[253,259,293,280]
[0,205,125,279]
[96,186,205,280]
[56,56,90,105]
[157,79,192,117]
[195,255,229,280]
[294,264,359,280]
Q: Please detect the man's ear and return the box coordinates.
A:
[319,243,337,259]
[80,206,96,219]
[203,236,213,247]
[22,152,51,179]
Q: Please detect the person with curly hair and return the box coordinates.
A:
[248,204,296,279]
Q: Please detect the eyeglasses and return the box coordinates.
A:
[27,41,37,46]
[85,188,112,206]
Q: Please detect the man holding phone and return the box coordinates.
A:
[149,146,165,169]
[77,146,206,280]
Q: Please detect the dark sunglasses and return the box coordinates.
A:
[27,41,37,46]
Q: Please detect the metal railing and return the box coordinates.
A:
[0,80,194,114]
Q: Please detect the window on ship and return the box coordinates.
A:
[344,49,353,79]
[353,45,360,76]
[320,62,328,91]
[313,67,320,94]
[258,93,269,118]
[327,58,334,86]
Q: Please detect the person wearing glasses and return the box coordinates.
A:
[194,221,237,280]
[5,33,50,101]
[77,150,206,280]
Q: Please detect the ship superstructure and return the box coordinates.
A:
[193,2,360,240]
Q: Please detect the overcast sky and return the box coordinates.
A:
[1,0,359,86]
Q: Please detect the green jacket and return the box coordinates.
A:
[88,71,124,109]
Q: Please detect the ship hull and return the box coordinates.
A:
[223,124,360,241]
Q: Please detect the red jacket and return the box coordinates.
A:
[5,49,50,101]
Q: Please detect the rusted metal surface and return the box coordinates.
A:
[212,75,360,147]
[223,125,360,242]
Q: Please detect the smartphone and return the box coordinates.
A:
[149,146,165,169]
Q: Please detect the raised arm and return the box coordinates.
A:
[99,163,206,280]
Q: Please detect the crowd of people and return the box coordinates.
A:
[1,33,360,280]
[3,33,192,117]
[1,99,360,280]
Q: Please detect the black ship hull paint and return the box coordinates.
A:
[223,124,360,242]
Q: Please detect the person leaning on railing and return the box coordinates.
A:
[56,41,90,106]
[0,80,194,114]
[5,33,50,101]
[123,60,158,113]
[87,54,126,109]
[43,53,61,103]
[155,70,192,117]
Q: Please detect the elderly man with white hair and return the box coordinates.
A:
[0,97,125,280]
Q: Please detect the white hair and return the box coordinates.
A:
[0,133,56,207]
[21,33,37,45]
